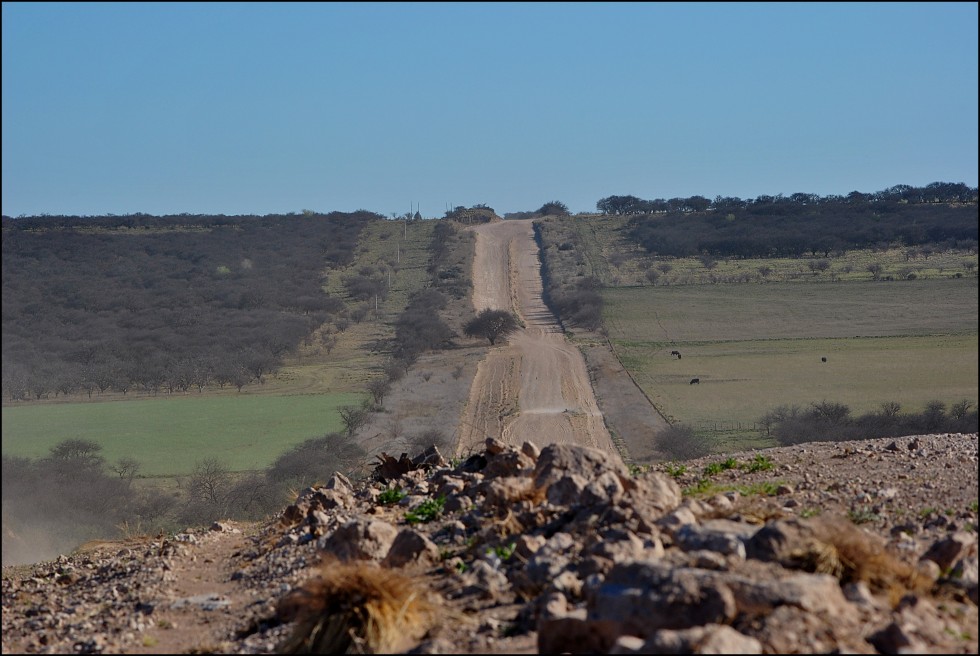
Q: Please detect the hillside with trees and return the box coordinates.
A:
[601,182,977,259]
[1,211,377,401]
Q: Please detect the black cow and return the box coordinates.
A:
[821,357,827,363]
[690,378,700,385]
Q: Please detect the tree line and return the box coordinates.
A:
[596,182,977,216]
[760,400,978,446]
[596,182,978,259]
[1,211,379,402]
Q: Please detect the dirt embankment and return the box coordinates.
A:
[455,219,617,458]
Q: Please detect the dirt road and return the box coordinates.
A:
[455,220,619,459]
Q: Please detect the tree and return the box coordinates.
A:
[367,378,391,406]
[187,457,229,505]
[464,309,520,345]
[339,403,370,437]
[537,201,570,216]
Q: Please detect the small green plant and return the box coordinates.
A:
[664,462,687,478]
[405,496,446,525]
[702,462,724,477]
[377,486,406,506]
[702,457,737,477]
[744,454,775,473]
[683,478,714,496]
[968,499,978,513]
[455,560,469,574]
[944,627,973,641]
[800,508,822,518]
[735,481,780,496]
[918,507,938,519]
[848,506,881,525]
[628,463,648,477]
[487,542,516,561]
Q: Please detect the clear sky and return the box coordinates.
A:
[2,2,977,218]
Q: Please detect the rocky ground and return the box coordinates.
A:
[2,431,977,654]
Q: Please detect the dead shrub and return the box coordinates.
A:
[277,559,442,654]
[803,516,930,599]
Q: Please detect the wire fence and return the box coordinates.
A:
[693,421,761,433]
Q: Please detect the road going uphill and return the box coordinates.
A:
[455,219,619,460]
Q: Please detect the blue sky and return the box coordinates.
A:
[2,2,977,217]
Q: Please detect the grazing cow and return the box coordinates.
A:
[821,357,827,362]
[670,350,680,356]
[690,378,700,385]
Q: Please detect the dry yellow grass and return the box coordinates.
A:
[801,516,932,602]
[277,559,442,654]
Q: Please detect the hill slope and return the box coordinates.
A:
[2,433,977,654]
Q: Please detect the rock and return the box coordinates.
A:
[521,441,541,460]
[587,562,738,635]
[633,625,764,654]
[323,472,353,492]
[949,555,979,604]
[483,476,534,510]
[582,470,626,506]
[484,449,536,478]
[920,531,977,571]
[869,621,928,654]
[721,571,852,617]
[672,524,747,561]
[317,519,398,562]
[382,529,441,568]
[537,609,616,655]
[658,506,699,536]
[534,444,631,494]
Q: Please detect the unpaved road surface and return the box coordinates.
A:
[456,219,618,459]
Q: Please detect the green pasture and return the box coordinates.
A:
[1,393,363,477]
[0,218,442,480]
[603,277,979,441]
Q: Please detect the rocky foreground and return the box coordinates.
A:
[3,433,978,654]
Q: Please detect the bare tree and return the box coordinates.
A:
[339,404,370,437]
[187,458,229,505]
[367,378,391,406]
[111,457,142,486]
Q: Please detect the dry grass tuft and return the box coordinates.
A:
[276,559,442,654]
[807,517,931,599]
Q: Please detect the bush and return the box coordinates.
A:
[267,433,366,487]
[764,399,978,446]
[657,424,715,460]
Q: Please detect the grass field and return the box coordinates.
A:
[539,215,979,287]
[1,219,444,478]
[602,277,978,449]
[1,392,364,477]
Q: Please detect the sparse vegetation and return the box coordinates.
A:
[744,454,775,472]
[377,487,406,506]
[848,506,882,525]
[405,496,446,525]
